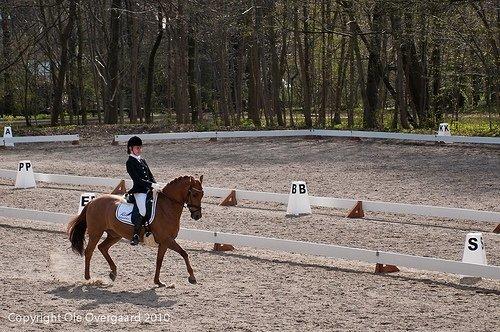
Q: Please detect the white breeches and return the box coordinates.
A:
[134,193,147,216]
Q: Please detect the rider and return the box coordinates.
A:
[126,136,160,245]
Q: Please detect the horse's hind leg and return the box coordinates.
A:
[98,233,121,281]
[84,234,101,280]
[167,238,197,284]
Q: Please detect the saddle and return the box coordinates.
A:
[116,190,158,227]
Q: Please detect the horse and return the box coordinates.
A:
[67,175,204,287]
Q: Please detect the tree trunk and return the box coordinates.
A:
[401,13,428,127]
[319,0,328,127]
[76,1,86,125]
[295,5,313,128]
[247,5,262,127]
[68,7,79,125]
[348,20,367,121]
[391,15,410,129]
[105,0,121,124]
[267,1,284,126]
[51,0,76,126]
[216,23,232,127]
[234,35,244,123]
[165,19,173,113]
[363,0,383,130]
[1,7,14,117]
[188,29,199,124]
[144,8,163,124]
[430,41,442,123]
[174,0,190,124]
[126,0,141,123]
[334,36,346,125]
[347,28,355,129]
[255,0,271,126]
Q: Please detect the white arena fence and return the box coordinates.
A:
[0,206,498,280]
[0,134,79,146]
[114,129,500,145]
[0,169,499,224]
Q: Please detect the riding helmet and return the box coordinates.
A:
[127,136,142,154]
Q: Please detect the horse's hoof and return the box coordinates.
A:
[85,275,90,280]
[155,280,165,287]
[188,276,197,284]
[109,271,117,281]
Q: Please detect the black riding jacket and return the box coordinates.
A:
[126,155,156,194]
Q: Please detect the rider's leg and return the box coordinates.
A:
[130,204,141,245]
[130,193,147,245]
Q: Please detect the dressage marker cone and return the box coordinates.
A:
[347,201,364,218]
[78,193,96,214]
[219,190,237,206]
[15,160,36,189]
[111,180,127,195]
[3,126,14,147]
[460,232,487,284]
[375,264,399,274]
[213,243,235,251]
[286,181,312,216]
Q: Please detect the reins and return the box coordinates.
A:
[157,186,202,212]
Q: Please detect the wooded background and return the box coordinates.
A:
[0,0,498,131]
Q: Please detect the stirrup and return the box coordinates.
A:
[145,225,152,237]
[130,234,139,246]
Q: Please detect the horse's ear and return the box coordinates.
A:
[200,175,203,184]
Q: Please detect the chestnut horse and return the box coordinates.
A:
[67,175,204,286]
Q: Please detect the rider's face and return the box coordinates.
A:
[131,145,142,155]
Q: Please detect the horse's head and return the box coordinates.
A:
[186,175,204,220]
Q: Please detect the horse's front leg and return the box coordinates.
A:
[167,238,197,284]
[154,242,168,287]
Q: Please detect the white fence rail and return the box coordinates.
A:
[114,129,500,145]
[114,130,314,143]
[0,169,498,224]
[1,134,79,146]
[0,206,498,280]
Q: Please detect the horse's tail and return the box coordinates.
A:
[67,204,88,256]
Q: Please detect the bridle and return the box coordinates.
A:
[185,187,203,213]
[161,185,203,214]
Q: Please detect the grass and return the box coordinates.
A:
[1,109,498,137]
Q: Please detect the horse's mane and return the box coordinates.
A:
[165,175,192,189]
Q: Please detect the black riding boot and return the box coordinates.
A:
[130,204,142,246]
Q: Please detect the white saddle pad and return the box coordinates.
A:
[115,190,158,226]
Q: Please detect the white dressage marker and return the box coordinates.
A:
[460,232,488,284]
[437,123,451,136]
[437,123,452,144]
[78,193,96,214]
[15,161,36,189]
[3,126,14,147]
[286,181,312,216]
